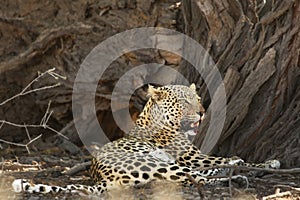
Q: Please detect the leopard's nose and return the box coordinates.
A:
[196,111,205,121]
[196,111,204,117]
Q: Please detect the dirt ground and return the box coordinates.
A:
[0,148,299,199]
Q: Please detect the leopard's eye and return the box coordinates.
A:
[182,99,191,105]
[178,98,191,104]
[196,96,201,102]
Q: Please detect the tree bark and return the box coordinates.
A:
[179,0,300,168]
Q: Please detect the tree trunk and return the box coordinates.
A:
[179,0,300,168]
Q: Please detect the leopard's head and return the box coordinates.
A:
[136,84,205,132]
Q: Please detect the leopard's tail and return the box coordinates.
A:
[12,179,107,195]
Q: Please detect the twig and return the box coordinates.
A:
[0,68,68,152]
[185,173,204,199]
[0,68,64,106]
[194,164,300,174]
[40,100,53,126]
[1,160,43,171]
[63,161,91,176]
[0,120,68,140]
[274,185,300,192]
[48,69,67,80]
[22,83,61,96]
[24,125,32,153]
[0,134,42,154]
[228,168,233,197]
[46,126,68,139]
[0,99,67,144]
[24,124,31,141]
[27,134,43,145]
[0,121,4,130]
[262,191,292,200]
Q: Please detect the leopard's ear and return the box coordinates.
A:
[147,85,167,101]
[190,83,196,91]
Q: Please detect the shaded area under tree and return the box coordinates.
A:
[0,0,299,170]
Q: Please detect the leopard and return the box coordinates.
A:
[12,84,280,196]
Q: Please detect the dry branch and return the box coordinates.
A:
[63,161,91,176]
[274,185,300,192]
[0,68,64,106]
[0,22,92,74]
[185,173,204,199]
[0,114,68,141]
[262,191,292,200]
[0,134,42,154]
[195,165,300,174]
[0,68,68,152]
